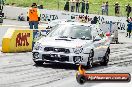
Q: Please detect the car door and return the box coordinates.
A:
[98,37,105,58]
[91,27,102,62]
[100,36,109,57]
[98,31,107,58]
[93,36,102,61]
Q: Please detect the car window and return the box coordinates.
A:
[69,26,92,39]
[47,24,92,40]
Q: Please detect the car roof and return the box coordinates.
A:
[59,22,96,27]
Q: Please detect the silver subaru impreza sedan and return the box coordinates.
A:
[32,22,110,68]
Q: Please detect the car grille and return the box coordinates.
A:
[42,54,69,62]
[44,47,70,53]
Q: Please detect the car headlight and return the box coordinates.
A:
[33,42,42,50]
[73,47,83,54]
[33,52,39,59]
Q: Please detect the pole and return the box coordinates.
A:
[57,0,59,10]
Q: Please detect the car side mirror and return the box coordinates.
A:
[106,32,111,36]
[41,32,47,36]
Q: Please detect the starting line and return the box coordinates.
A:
[0,24,45,28]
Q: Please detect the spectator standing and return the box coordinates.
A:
[70,0,75,12]
[0,0,5,11]
[86,1,89,14]
[105,1,109,15]
[0,0,5,23]
[38,5,43,9]
[76,0,80,12]
[91,16,98,24]
[27,3,40,29]
[81,0,85,13]
[64,0,70,11]
[101,2,105,15]
[126,4,131,17]
[115,2,120,16]
[126,18,132,38]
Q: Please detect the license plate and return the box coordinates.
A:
[51,54,60,58]
[50,54,54,57]
[98,57,102,60]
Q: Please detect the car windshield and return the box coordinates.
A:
[47,24,92,40]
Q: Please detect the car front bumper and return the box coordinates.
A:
[32,51,89,66]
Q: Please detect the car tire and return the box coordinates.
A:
[115,39,118,44]
[76,74,86,84]
[100,51,109,66]
[87,50,94,69]
[34,61,44,66]
[107,47,110,54]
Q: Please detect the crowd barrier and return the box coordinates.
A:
[3,6,127,31]
[2,28,50,53]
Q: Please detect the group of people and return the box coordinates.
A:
[101,2,108,15]
[114,2,131,17]
[17,2,131,31]
[64,0,131,17]
[64,0,89,14]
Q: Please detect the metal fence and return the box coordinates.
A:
[43,1,132,17]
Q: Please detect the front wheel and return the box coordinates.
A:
[100,52,109,66]
[76,74,86,84]
[34,61,44,66]
[87,50,94,69]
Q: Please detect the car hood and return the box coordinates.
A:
[38,37,92,48]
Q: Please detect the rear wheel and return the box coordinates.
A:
[100,52,109,66]
[87,50,94,69]
[34,61,44,66]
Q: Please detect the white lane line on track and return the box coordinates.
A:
[109,58,132,65]
[0,24,28,27]
[0,24,44,28]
